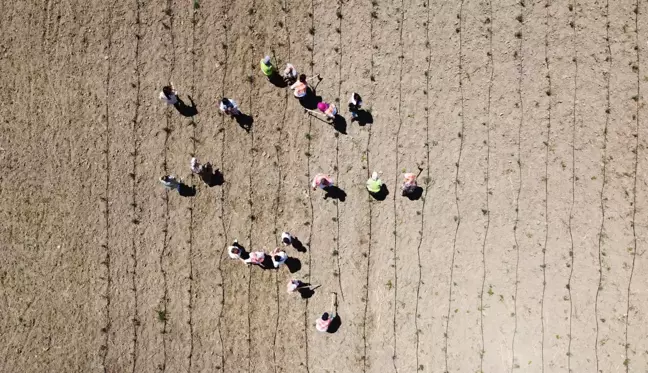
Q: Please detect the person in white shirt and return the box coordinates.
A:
[283,63,298,85]
[219,98,241,116]
[159,175,181,192]
[190,157,215,186]
[281,232,293,246]
[227,239,248,263]
[270,248,288,268]
[159,84,179,105]
[348,92,362,122]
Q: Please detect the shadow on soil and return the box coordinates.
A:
[292,237,307,253]
[297,282,316,299]
[369,184,389,201]
[235,113,254,132]
[174,96,198,117]
[285,257,301,273]
[179,184,197,197]
[354,109,374,126]
[327,315,341,333]
[268,73,288,88]
[403,186,423,201]
[324,186,346,202]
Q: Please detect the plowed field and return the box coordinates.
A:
[1,0,647,372]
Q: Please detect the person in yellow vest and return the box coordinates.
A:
[366,171,384,195]
[260,56,277,80]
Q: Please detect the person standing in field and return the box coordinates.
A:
[366,171,384,195]
[281,232,293,246]
[401,172,418,196]
[219,98,241,117]
[316,293,338,332]
[311,173,334,191]
[283,63,298,85]
[260,55,277,80]
[190,157,215,186]
[317,101,338,121]
[159,175,182,192]
[159,84,179,106]
[227,239,248,263]
[348,92,363,122]
[244,251,267,268]
[270,248,288,268]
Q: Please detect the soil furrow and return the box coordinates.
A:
[510,4,524,371]
[303,1,315,371]
[541,2,552,371]
[362,1,378,370]
[159,1,176,371]
[187,3,199,372]
[246,6,257,373]
[101,3,114,371]
[624,1,640,370]
[334,0,344,301]
[215,3,230,370]
[479,1,494,371]
[130,1,142,371]
[594,1,611,369]
[566,1,578,369]
[416,1,433,369]
[444,1,465,370]
[391,1,405,372]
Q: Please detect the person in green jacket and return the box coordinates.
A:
[260,55,277,79]
[366,171,383,195]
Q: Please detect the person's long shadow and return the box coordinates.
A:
[297,282,317,299]
[173,96,198,117]
[370,184,389,201]
[178,183,197,197]
[299,90,323,110]
[324,186,347,202]
[355,109,374,126]
[285,257,302,273]
[403,186,423,201]
[200,166,224,187]
[268,73,288,88]
[332,115,347,134]
[327,314,342,333]
[292,237,307,253]
[235,113,254,132]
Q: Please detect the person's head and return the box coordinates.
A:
[221,98,230,106]
[273,255,282,262]
[231,247,240,255]
[321,312,329,321]
[162,86,173,96]
[353,93,361,102]
[282,237,291,244]
[263,56,272,65]
[299,74,307,83]
[317,102,329,112]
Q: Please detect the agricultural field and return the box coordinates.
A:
[1,0,648,372]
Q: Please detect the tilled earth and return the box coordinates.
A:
[1,0,648,372]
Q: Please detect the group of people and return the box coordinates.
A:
[311,171,420,198]
[227,231,337,331]
[155,53,426,333]
[260,55,365,123]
